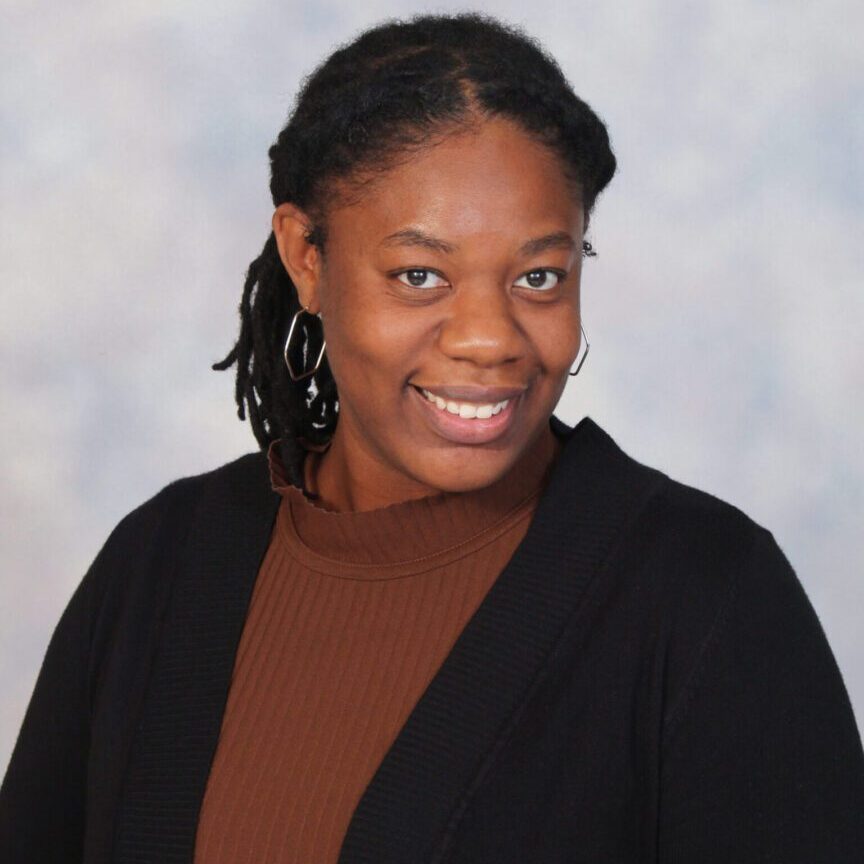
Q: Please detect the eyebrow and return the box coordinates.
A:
[380,228,576,257]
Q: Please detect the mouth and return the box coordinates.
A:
[409,383,524,445]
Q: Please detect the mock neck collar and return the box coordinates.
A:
[267,421,563,575]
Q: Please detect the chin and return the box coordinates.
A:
[409,446,517,494]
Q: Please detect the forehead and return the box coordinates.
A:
[326,117,584,247]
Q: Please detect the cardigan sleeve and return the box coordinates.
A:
[0,474,193,863]
[0,559,100,861]
[658,525,864,862]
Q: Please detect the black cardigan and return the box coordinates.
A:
[2,416,863,863]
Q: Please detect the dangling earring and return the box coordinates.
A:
[283,306,327,381]
[568,321,590,377]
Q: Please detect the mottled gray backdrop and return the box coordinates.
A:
[2,0,862,772]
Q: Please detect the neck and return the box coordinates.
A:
[309,430,439,514]
[307,416,560,514]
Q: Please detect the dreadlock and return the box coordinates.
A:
[213,12,617,484]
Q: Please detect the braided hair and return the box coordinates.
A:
[213,12,617,484]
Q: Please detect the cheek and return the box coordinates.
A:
[319,276,426,401]
[525,306,582,377]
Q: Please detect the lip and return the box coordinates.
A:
[410,384,522,445]
[416,384,527,403]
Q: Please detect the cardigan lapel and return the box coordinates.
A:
[112,453,282,863]
[112,416,664,864]
[336,416,666,864]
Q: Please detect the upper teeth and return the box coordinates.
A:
[420,389,510,419]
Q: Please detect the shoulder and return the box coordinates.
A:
[554,415,783,583]
[560,418,806,686]
[632,467,793,603]
[610,469,821,733]
[81,450,273,614]
[614,456,796,629]
[557,416,786,585]
[100,450,270,553]
[637,472,776,566]
[70,450,275,687]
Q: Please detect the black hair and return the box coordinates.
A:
[213,12,617,485]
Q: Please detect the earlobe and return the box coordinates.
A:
[272,203,322,314]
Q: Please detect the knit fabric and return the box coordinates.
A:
[193,429,560,863]
[3,417,863,864]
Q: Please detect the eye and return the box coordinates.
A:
[513,269,565,291]
[395,268,448,289]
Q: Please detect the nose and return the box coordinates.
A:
[436,283,527,369]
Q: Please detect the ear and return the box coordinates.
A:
[272,203,323,314]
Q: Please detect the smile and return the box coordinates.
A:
[419,388,510,420]
[410,383,523,445]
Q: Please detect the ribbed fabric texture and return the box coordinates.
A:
[193,429,560,864]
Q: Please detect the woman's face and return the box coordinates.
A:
[275,116,586,504]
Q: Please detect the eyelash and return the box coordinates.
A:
[393,267,566,291]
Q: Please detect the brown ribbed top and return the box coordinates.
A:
[193,429,560,864]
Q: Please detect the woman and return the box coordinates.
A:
[1,12,862,863]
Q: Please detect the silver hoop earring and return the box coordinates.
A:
[568,321,590,377]
[283,306,326,382]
